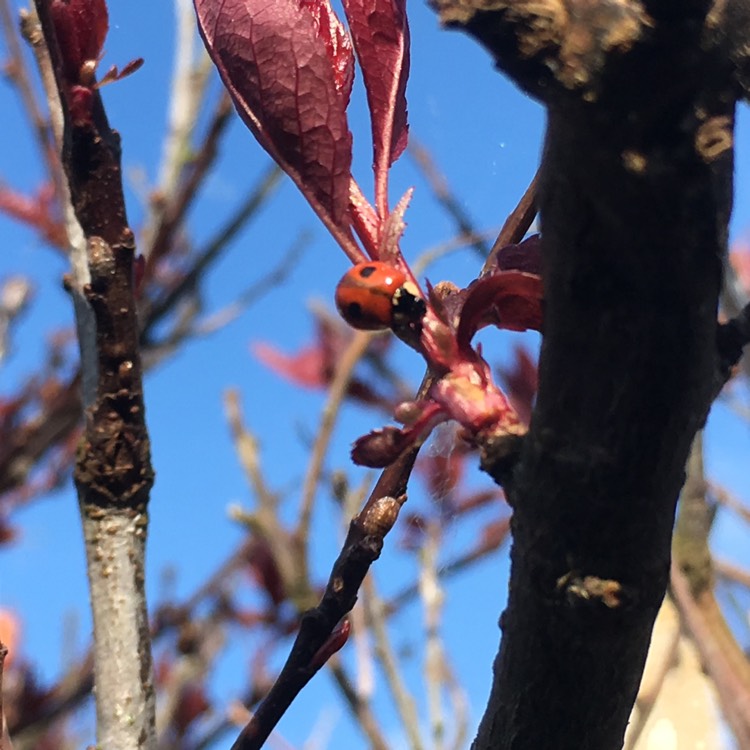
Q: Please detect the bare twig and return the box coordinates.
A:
[1,0,60,191]
[297,331,375,551]
[411,228,501,279]
[712,483,750,525]
[387,518,511,614]
[0,639,10,750]
[0,277,32,364]
[670,564,750,749]
[225,391,315,611]
[715,559,750,590]
[408,139,489,257]
[420,524,446,750]
[483,169,539,274]
[364,575,425,750]
[673,433,713,594]
[622,599,681,750]
[190,235,308,337]
[142,162,283,335]
[152,0,210,209]
[327,660,390,750]
[144,91,235,269]
[230,440,422,750]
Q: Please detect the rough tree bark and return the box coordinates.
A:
[31,2,157,748]
[427,1,750,748]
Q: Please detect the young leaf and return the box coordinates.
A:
[194,0,358,247]
[49,0,109,87]
[342,0,410,216]
[456,270,543,351]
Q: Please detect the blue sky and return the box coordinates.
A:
[1,2,750,747]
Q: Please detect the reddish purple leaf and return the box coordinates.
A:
[456,270,543,350]
[302,0,355,102]
[342,0,409,212]
[194,0,355,229]
[253,341,327,389]
[482,234,542,277]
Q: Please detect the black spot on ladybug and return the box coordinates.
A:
[359,265,378,278]
[346,302,364,320]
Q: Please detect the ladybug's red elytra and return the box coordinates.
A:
[335,262,408,330]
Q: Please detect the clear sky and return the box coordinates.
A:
[1,2,749,748]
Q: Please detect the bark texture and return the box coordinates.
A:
[427,0,750,747]
[32,2,157,747]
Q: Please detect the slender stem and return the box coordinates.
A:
[1,0,60,190]
[296,331,374,551]
[142,162,283,334]
[328,660,390,750]
[363,576,425,750]
[0,639,8,750]
[420,524,446,750]
[671,564,750,749]
[144,90,233,269]
[408,139,489,257]
[482,169,539,274]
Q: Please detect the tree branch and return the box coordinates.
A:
[429,2,740,748]
[33,1,156,747]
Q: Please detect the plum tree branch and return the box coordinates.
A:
[33,1,157,747]
[428,1,745,747]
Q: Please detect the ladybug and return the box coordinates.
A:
[335,262,408,330]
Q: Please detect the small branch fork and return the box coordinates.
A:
[230,169,538,749]
[32,1,156,748]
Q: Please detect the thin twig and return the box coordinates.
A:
[296,331,375,551]
[420,523,446,750]
[155,0,207,195]
[444,657,469,750]
[387,518,511,614]
[230,441,422,750]
[1,0,60,190]
[673,433,713,594]
[408,139,489,257]
[483,168,539,274]
[328,660,390,750]
[363,575,425,750]
[142,162,283,335]
[671,563,750,749]
[0,639,9,750]
[622,599,681,750]
[140,0,215,264]
[712,483,750,526]
[715,559,750,590]
[224,391,315,611]
[411,228,502,279]
[144,91,235,268]
[191,235,308,336]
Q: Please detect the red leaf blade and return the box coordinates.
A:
[194,0,354,228]
[342,0,409,211]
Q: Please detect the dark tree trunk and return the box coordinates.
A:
[428,1,750,747]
